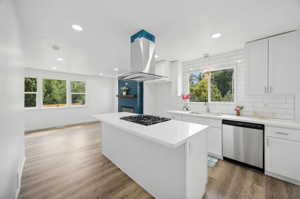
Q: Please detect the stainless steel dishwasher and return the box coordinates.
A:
[222,120,264,171]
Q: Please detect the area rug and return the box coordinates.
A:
[208,156,218,168]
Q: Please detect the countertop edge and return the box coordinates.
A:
[93,114,208,149]
[168,110,300,130]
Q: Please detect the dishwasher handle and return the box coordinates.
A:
[222,119,264,130]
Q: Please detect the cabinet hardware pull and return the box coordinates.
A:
[270,86,272,93]
[275,132,289,136]
[264,87,267,93]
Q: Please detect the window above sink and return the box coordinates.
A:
[188,67,236,104]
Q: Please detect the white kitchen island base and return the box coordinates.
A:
[102,123,208,199]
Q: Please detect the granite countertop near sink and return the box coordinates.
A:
[168,110,300,130]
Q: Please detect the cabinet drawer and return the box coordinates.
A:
[181,115,221,128]
[266,127,300,142]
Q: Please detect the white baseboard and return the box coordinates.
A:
[25,119,99,133]
[208,152,223,160]
[15,156,26,199]
[265,171,300,186]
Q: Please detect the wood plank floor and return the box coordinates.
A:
[20,122,300,199]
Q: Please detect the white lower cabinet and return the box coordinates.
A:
[265,127,300,185]
[169,113,222,159]
[207,127,222,158]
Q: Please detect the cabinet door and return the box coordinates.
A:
[155,61,170,79]
[207,127,222,158]
[180,115,222,158]
[265,137,300,182]
[269,31,300,95]
[245,39,269,95]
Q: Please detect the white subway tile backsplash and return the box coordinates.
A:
[182,49,295,120]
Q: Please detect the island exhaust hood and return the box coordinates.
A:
[118,30,165,81]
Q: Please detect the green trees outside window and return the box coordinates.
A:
[24,77,37,108]
[24,78,87,108]
[71,81,86,105]
[43,79,67,107]
[189,68,234,103]
[189,72,208,102]
[211,69,234,102]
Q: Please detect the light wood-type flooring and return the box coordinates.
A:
[20,122,300,199]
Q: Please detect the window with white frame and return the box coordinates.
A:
[24,78,88,108]
[43,79,67,107]
[70,81,86,106]
[189,68,234,103]
[24,77,37,108]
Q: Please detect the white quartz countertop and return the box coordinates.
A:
[94,112,208,148]
[168,110,300,130]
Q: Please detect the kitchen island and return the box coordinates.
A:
[94,112,208,199]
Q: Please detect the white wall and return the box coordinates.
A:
[145,49,295,120]
[144,61,183,117]
[0,0,25,198]
[144,82,181,117]
[296,96,300,123]
[24,68,115,131]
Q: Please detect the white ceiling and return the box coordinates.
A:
[15,0,300,76]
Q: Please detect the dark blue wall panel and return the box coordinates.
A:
[118,80,143,114]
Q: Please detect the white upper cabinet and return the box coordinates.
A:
[245,31,300,95]
[155,60,171,81]
[245,39,269,95]
[269,31,300,95]
[170,61,183,96]
[146,60,183,96]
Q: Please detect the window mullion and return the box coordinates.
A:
[67,80,71,107]
[38,78,42,108]
[208,72,211,103]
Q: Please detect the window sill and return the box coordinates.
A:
[24,107,38,110]
[69,105,87,108]
[189,102,236,105]
[25,105,87,111]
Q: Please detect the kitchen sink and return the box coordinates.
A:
[190,111,222,117]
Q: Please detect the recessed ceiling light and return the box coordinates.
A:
[155,54,159,59]
[98,73,103,76]
[52,66,57,70]
[114,67,119,72]
[211,33,222,39]
[56,57,64,62]
[236,60,242,63]
[72,24,83,32]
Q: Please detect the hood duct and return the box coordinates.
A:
[118,30,165,81]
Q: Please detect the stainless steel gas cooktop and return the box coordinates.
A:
[120,115,171,126]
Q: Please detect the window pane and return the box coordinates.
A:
[43,79,67,107]
[25,93,36,108]
[72,94,86,105]
[211,69,234,102]
[71,81,85,93]
[189,72,208,102]
[25,78,37,92]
